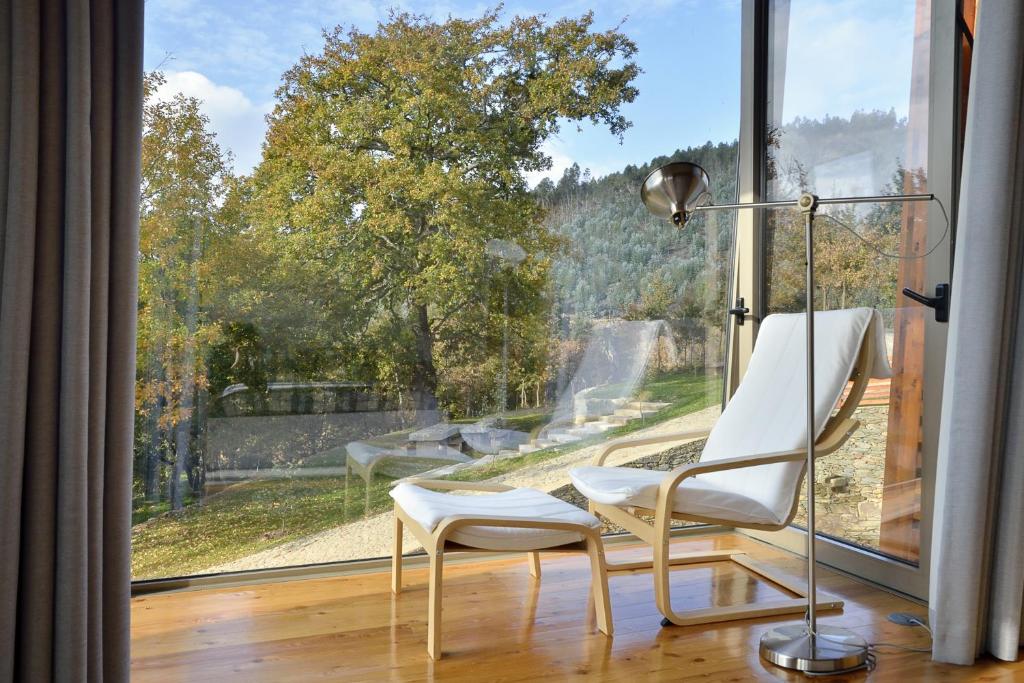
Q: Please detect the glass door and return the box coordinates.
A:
[132,2,743,585]
[741,0,966,599]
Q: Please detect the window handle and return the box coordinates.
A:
[902,283,950,323]
[728,297,751,326]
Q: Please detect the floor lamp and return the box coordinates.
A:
[640,161,937,674]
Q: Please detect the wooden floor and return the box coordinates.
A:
[131,532,1021,682]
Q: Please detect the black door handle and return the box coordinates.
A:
[728,297,750,326]
[902,283,950,323]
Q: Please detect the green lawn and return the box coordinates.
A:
[131,474,395,580]
[131,369,719,580]
[133,496,191,526]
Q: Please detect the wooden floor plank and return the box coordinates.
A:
[131,533,1019,682]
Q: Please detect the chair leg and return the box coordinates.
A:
[392,512,403,594]
[528,551,541,579]
[652,534,674,621]
[427,546,444,660]
[585,536,614,637]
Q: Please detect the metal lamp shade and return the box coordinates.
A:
[640,161,711,226]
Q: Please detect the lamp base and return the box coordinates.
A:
[759,624,869,674]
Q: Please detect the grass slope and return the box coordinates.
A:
[131,475,395,579]
[131,369,718,580]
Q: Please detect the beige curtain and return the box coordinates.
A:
[0,1,143,681]
[929,0,1024,665]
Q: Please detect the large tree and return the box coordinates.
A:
[137,73,232,510]
[246,9,638,408]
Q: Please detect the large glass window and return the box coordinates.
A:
[764,0,933,564]
[133,2,741,580]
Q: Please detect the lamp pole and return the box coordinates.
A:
[641,160,941,672]
[801,193,820,639]
[685,189,934,673]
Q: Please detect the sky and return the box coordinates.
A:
[143,0,917,181]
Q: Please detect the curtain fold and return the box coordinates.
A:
[929,0,1024,665]
[0,1,143,681]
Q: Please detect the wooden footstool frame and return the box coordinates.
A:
[391,479,613,660]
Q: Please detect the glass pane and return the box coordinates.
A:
[764,0,934,564]
[132,2,740,580]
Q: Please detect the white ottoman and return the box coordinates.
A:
[389,480,613,659]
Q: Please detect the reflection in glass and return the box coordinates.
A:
[131,5,740,581]
[766,0,932,564]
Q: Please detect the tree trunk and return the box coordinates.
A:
[144,356,166,502]
[169,416,190,511]
[411,303,438,410]
[170,352,196,512]
[171,217,203,511]
[190,386,209,497]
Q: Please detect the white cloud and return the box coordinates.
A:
[155,70,273,174]
[526,136,616,188]
[526,140,576,187]
[777,0,917,124]
[532,133,618,188]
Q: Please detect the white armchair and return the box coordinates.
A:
[570,308,892,626]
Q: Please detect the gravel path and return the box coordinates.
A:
[205,406,719,573]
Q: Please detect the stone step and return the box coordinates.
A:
[548,430,583,444]
[518,444,540,454]
[574,421,615,435]
[604,415,631,426]
[626,401,671,412]
[613,408,644,418]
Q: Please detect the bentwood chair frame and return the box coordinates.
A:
[581,315,878,627]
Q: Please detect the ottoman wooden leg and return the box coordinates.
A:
[392,512,403,594]
[427,546,445,660]
[586,534,613,637]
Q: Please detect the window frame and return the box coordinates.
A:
[734,0,965,601]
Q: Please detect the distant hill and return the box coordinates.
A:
[537,108,911,330]
[537,140,738,321]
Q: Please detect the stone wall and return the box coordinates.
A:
[206,410,439,471]
[793,405,888,550]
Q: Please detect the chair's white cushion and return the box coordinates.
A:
[390,483,600,551]
[569,465,781,526]
[699,308,887,522]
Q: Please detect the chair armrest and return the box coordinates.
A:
[399,478,515,493]
[655,418,861,509]
[650,449,806,524]
[592,428,712,466]
[662,449,805,487]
